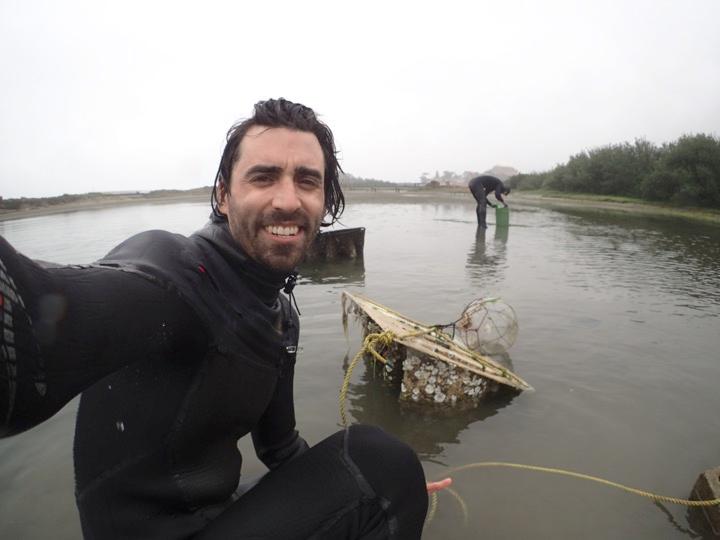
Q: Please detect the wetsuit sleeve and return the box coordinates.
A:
[251,360,309,470]
[0,235,206,437]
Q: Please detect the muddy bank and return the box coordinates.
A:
[2,187,718,225]
[344,188,720,225]
[0,192,210,222]
[0,188,464,222]
[510,192,720,225]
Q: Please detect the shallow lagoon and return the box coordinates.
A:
[1,196,719,539]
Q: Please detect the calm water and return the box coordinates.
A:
[1,198,719,539]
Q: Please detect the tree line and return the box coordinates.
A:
[0,192,90,210]
[507,134,720,208]
[0,188,212,211]
[340,172,400,188]
[419,171,481,184]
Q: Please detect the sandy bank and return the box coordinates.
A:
[345,189,720,224]
[2,188,718,225]
[0,192,210,222]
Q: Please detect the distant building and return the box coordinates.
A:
[419,166,520,187]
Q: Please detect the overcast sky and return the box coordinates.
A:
[1,0,718,198]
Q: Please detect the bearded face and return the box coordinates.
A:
[218,126,326,273]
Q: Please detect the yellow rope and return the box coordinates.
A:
[339,332,720,511]
[445,487,469,527]
[442,462,720,507]
[425,492,438,525]
[424,488,470,527]
[339,330,429,427]
[339,331,394,426]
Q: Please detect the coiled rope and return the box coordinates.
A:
[340,330,427,428]
[339,331,720,514]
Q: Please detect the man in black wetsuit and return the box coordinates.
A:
[0,98,449,539]
[468,174,511,228]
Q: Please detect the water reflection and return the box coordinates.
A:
[344,355,518,460]
[648,502,703,539]
[298,258,365,286]
[553,208,720,313]
[466,225,509,287]
[487,351,515,372]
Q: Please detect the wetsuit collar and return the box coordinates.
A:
[195,215,294,306]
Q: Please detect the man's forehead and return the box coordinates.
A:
[237,125,324,169]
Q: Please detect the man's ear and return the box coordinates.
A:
[216,181,228,215]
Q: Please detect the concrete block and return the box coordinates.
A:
[691,466,720,536]
[399,352,497,410]
[359,319,500,411]
[305,227,365,262]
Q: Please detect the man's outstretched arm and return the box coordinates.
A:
[0,235,204,437]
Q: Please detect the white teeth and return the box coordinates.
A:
[266,225,299,236]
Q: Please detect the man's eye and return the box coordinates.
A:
[299,177,321,188]
[250,175,274,184]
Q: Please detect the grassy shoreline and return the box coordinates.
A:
[1,187,719,225]
[510,190,720,225]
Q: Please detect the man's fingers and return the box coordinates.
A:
[426,477,452,494]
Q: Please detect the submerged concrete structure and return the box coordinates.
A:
[305,227,365,262]
[342,291,530,413]
[360,319,507,413]
[690,466,720,536]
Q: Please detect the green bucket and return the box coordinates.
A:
[495,206,510,227]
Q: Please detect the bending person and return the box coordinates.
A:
[0,98,449,539]
[468,174,511,228]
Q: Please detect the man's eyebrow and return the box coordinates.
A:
[244,165,322,180]
[295,166,323,180]
[245,164,283,177]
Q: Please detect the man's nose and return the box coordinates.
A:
[271,176,302,213]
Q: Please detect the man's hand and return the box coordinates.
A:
[426,477,452,494]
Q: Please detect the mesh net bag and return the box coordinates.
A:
[455,297,518,354]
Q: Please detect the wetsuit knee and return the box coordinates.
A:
[345,424,428,538]
[345,425,424,491]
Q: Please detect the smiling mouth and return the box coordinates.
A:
[265,225,300,237]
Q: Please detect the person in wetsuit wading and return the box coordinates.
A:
[468,174,510,228]
[0,98,450,539]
